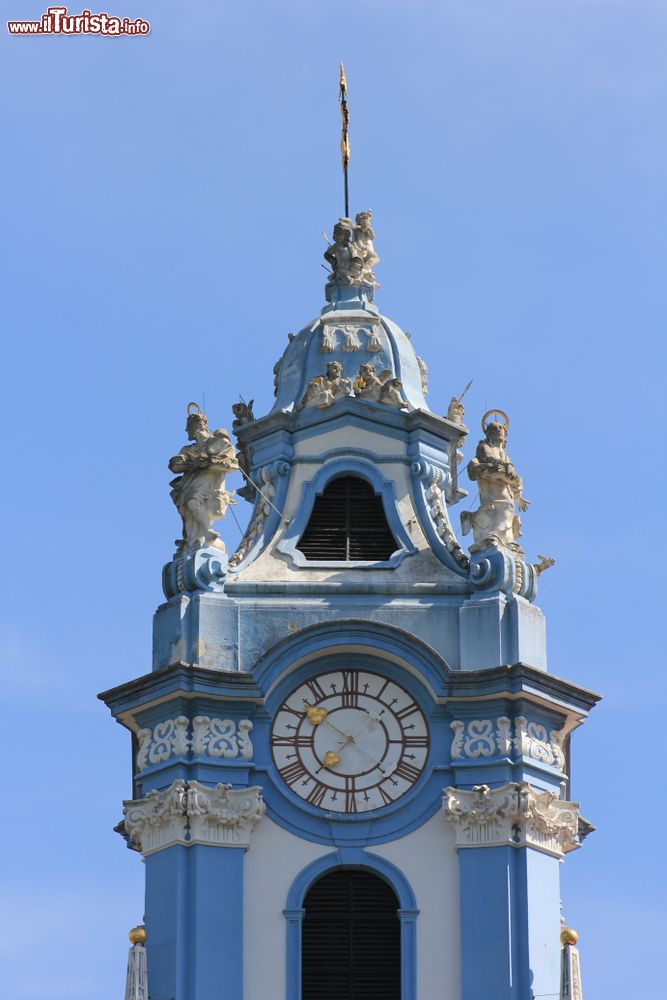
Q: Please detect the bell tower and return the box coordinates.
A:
[101,208,598,1000]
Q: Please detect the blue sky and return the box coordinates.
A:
[2,1,665,996]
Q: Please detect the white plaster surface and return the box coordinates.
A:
[373,809,461,1000]
[243,817,329,1000]
[244,811,461,1000]
[293,426,406,459]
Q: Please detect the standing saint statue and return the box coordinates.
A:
[168,403,239,552]
[460,411,529,554]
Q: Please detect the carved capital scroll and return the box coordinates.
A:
[443,781,580,858]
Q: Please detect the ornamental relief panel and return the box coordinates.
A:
[136,717,254,772]
[450,716,565,770]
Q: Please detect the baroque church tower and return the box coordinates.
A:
[101,206,597,1000]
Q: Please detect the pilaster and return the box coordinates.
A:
[444,782,579,1000]
[123,782,265,1000]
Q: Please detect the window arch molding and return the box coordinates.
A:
[284,849,418,1000]
[277,458,416,569]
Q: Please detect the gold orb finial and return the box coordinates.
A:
[129,925,147,945]
[560,926,578,946]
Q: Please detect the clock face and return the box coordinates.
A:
[270,668,429,814]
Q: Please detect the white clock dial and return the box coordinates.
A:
[270,668,429,814]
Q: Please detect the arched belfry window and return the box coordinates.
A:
[296,475,398,562]
[302,869,401,1000]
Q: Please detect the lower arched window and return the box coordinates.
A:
[302,868,401,999]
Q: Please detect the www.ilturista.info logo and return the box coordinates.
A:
[7,6,150,34]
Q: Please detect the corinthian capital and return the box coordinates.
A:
[122,780,265,856]
[186,782,266,847]
[123,780,188,856]
[443,781,580,858]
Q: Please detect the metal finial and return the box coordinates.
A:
[339,62,350,218]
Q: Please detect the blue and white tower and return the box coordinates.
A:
[101,213,598,1000]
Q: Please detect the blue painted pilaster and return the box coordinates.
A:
[145,845,245,1000]
[145,845,190,1000]
[458,846,561,1000]
[188,845,245,1000]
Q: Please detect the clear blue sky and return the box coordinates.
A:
[2,2,665,997]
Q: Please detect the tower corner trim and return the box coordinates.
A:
[123,780,266,855]
[443,781,581,858]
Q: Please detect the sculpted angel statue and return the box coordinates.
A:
[324,211,380,288]
[460,412,529,554]
[168,403,239,552]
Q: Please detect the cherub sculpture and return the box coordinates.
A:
[231,399,255,503]
[447,396,465,424]
[353,210,380,286]
[298,360,352,410]
[324,219,364,286]
[231,399,254,434]
[324,211,380,288]
[168,403,239,552]
[460,411,529,554]
[354,363,407,410]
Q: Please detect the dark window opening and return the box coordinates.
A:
[296,476,398,562]
[302,868,401,1000]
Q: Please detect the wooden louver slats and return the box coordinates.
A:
[301,869,401,1000]
[296,476,397,562]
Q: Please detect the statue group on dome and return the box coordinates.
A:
[324,210,380,288]
[298,360,407,412]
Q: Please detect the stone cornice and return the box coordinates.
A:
[443,782,580,858]
[123,780,265,855]
[237,394,467,449]
[98,664,263,716]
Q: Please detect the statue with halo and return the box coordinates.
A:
[168,403,239,552]
[461,410,529,554]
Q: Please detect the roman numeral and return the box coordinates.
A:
[395,703,419,721]
[341,670,359,707]
[404,736,428,748]
[272,735,313,748]
[279,760,308,786]
[378,785,394,806]
[394,760,422,783]
[304,678,326,702]
[345,777,357,813]
[306,782,328,808]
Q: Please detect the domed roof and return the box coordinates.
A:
[272,213,429,415]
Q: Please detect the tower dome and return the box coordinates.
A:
[272,212,428,415]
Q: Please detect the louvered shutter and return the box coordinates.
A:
[297,476,398,562]
[302,869,401,1000]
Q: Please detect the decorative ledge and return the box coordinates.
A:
[443,782,580,858]
[123,780,265,855]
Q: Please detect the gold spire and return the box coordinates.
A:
[339,62,350,217]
